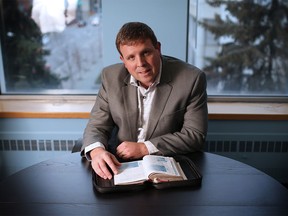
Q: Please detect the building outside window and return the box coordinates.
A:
[0,0,287,98]
[0,0,102,94]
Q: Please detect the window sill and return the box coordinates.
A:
[0,95,287,120]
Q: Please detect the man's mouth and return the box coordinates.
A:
[138,69,150,74]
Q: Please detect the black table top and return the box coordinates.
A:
[0,152,288,216]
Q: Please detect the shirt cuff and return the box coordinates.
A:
[84,142,105,161]
[144,141,159,154]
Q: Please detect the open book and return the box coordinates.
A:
[114,155,187,185]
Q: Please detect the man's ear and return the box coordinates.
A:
[120,55,124,62]
[156,42,161,52]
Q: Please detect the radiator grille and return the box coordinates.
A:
[0,139,77,152]
[1,139,287,153]
[205,140,288,153]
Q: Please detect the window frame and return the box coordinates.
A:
[0,94,287,120]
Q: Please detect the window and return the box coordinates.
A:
[1,0,287,98]
[0,0,102,94]
[203,19,217,47]
[188,0,288,97]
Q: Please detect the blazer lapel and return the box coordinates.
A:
[122,78,138,141]
[146,82,172,140]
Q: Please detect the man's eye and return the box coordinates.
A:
[127,56,135,61]
[144,51,150,56]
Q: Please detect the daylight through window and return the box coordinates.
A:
[0,0,287,97]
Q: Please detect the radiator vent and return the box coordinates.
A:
[1,139,287,153]
[0,139,77,152]
[205,140,288,153]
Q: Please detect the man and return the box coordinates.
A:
[82,22,208,180]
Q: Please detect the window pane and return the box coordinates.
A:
[1,0,287,98]
[0,0,102,94]
[188,0,288,96]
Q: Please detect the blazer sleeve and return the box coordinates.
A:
[81,69,115,153]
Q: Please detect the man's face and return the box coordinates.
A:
[119,39,161,88]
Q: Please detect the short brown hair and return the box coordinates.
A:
[115,22,158,55]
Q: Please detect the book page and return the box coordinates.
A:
[114,160,146,185]
[142,155,181,178]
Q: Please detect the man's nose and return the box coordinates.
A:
[136,56,146,67]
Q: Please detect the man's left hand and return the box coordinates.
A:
[116,141,149,160]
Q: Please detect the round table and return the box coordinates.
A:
[0,152,288,215]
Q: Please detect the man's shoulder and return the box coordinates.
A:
[101,62,129,84]
[162,55,203,75]
[162,55,184,64]
[102,63,128,76]
[103,62,125,71]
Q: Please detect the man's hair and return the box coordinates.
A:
[115,22,158,55]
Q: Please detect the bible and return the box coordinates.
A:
[114,155,187,185]
[92,154,202,193]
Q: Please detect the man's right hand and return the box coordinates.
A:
[90,147,121,179]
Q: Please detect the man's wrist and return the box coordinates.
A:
[84,142,105,161]
[90,147,105,159]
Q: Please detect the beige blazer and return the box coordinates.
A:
[82,56,208,156]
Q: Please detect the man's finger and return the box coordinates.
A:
[104,155,120,175]
[92,161,107,179]
[98,160,113,179]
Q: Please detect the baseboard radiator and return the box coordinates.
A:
[205,140,288,153]
[0,139,287,153]
[0,139,77,152]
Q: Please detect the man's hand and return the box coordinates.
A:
[116,141,149,160]
[90,147,121,180]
